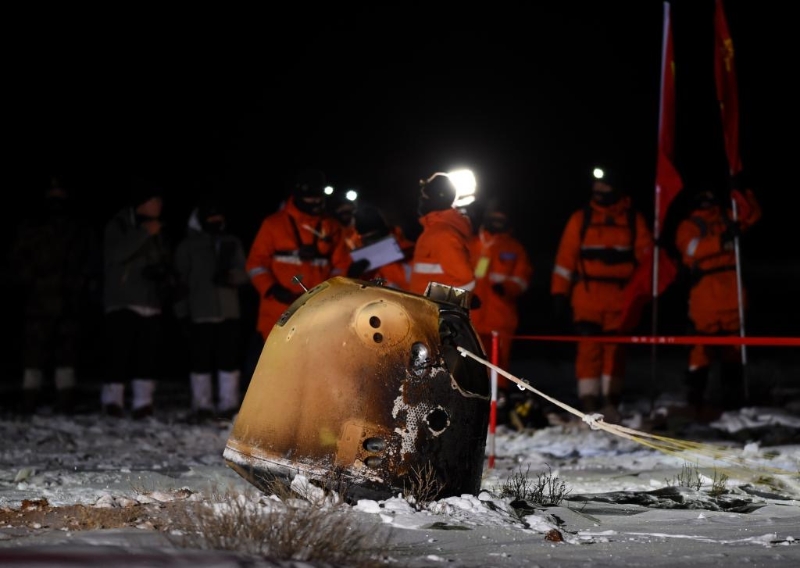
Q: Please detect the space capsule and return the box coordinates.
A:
[223,276,490,502]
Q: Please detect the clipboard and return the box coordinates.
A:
[350,235,405,270]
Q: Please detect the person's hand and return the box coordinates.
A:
[491,282,505,297]
[347,258,371,278]
[729,171,746,192]
[469,293,482,310]
[267,283,298,304]
[720,222,741,250]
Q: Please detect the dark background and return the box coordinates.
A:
[5,0,798,384]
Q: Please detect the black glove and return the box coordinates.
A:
[469,293,482,310]
[491,282,505,297]
[347,258,371,278]
[551,294,571,331]
[720,222,741,248]
[267,283,298,304]
[729,171,746,192]
[574,320,603,336]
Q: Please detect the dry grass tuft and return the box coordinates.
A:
[498,464,571,506]
[171,483,392,567]
[403,463,445,510]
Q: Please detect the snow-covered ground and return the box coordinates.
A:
[2,384,800,567]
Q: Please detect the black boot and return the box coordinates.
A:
[685,367,709,420]
[580,395,599,413]
[719,362,745,411]
[21,389,40,415]
[601,393,622,423]
[55,388,76,415]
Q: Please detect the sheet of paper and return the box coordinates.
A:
[350,235,404,270]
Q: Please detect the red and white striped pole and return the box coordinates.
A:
[487,330,499,470]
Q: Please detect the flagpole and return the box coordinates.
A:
[648,1,672,412]
[731,198,748,369]
[714,0,748,401]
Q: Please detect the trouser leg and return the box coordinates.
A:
[217,370,241,415]
[190,372,214,411]
[21,368,44,414]
[685,366,710,418]
[54,366,76,414]
[719,361,745,411]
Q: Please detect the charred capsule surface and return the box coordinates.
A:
[223,276,489,502]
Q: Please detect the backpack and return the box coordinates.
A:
[578,203,638,268]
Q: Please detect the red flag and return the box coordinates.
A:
[620,2,682,332]
[654,1,683,232]
[714,0,742,176]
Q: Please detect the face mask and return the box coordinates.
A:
[202,220,225,235]
[592,190,621,206]
[483,216,510,234]
[336,207,355,227]
[295,197,325,216]
[692,192,717,210]
[136,213,160,226]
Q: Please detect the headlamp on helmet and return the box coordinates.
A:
[591,165,622,206]
[418,173,457,216]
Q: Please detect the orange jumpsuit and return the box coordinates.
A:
[409,208,475,295]
[468,227,533,388]
[246,197,350,339]
[674,189,761,371]
[551,196,653,401]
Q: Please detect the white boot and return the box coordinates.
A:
[54,367,76,390]
[131,378,156,418]
[22,368,44,413]
[101,382,125,416]
[217,370,241,417]
[22,368,44,390]
[190,372,214,412]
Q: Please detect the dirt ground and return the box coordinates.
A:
[0,497,192,535]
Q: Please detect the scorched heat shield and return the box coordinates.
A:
[223,276,490,502]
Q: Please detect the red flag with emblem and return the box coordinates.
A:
[714,0,742,176]
[655,0,683,232]
[620,1,682,332]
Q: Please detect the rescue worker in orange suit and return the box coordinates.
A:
[469,204,543,428]
[245,169,351,342]
[468,204,533,420]
[409,173,476,296]
[551,167,654,419]
[674,186,761,416]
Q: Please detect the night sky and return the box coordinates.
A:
[7,0,798,336]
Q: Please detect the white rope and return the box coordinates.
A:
[582,413,606,430]
[457,346,797,475]
[458,346,597,424]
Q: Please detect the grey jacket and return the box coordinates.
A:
[173,209,248,322]
[103,207,174,313]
